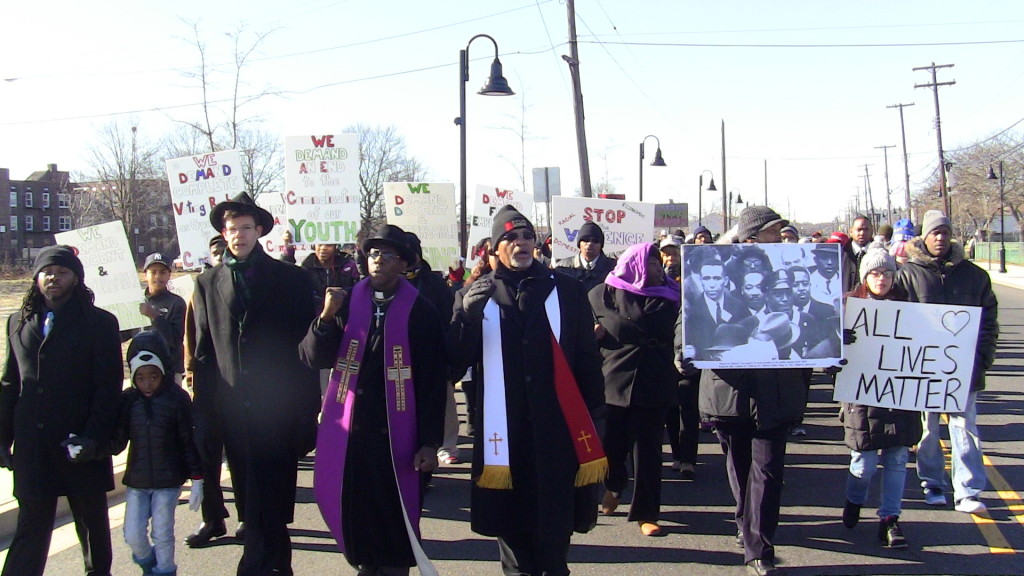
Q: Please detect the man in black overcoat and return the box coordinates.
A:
[191,192,321,576]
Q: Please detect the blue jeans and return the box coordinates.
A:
[847,446,908,518]
[916,391,986,502]
[124,487,182,573]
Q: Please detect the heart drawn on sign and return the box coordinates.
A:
[942,310,970,337]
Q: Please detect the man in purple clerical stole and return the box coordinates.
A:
[300,224,446,576]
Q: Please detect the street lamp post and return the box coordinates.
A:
[988,162,1007,273]
[456,34,515,259]
[729,190,744,231]
[638,135,666,202]
[698,170,717,226]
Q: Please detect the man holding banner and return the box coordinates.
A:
[448,205,606,576]
[301,224,446,576]
[895,210,999,516]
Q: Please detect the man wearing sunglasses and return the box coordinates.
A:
[448,205,606,576]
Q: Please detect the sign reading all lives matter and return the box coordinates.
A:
[284,134,361,248]
[550,196,655,261]
[834,298,980,413]
[56,221,148,331]
[384,182,459,270]
[468,184,533,266]
[166,149,244,270]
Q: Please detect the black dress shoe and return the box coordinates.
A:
[746,558,777,576]
[185,521,227,547]
[235,522,247,540]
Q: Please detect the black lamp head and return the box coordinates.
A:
[479,58,515,96]
[651,148,667,167]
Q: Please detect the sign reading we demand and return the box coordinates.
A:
[834,298,981,413]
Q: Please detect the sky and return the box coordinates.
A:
[2,0,1023,231]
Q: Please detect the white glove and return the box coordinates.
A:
[65,434,83,460]
[189,479,204,512]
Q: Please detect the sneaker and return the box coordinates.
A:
[790,426,807,436]
[679,462,696,480]
[437,450,460,465]
[954,497,988,516]
[878,515,907,549]
[923,487,947,507]
[842,500,862,529]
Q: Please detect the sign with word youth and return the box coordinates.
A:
[284,134,360,247]
[550,196,655,261]
[834,298,980,413]
[165,150,244,270]
[56,221,148,331]
[384,182,459,270]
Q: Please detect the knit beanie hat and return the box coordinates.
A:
[577,221,605,246]
[781,224,799,237]
[859,244,897,282]
[826,231,851,248]
[34,245,85,281]
[490,205,535,253]
[129,349,165,383]
[893,218,914,238]
[921,210,952,238]
[736,206,788,242]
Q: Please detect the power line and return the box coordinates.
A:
[578,39,1024,49]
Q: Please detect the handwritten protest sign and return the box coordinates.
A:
[654,203,688,231]
[56,221,148,330]
[167,273,195,307]
[254,192,297,259]
[468,185,533,267]
[834,298,980,413]
[384,182,459,269]
[284,134,360,246]
[166,150,244,270]
[550,196,655,261]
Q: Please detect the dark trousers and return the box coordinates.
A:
[604,405,668,523]
[497,532,571,576]
[2,489,112,576]
[666,374,701,465]
[461,379,478,435]
[193,410,234,523]
[715,421,788,564]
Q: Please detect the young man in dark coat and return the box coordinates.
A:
[140,252,187,381]
[0,245,123,576]
[191,192,321,576]
[555,221,617,293]
[448,205,607,576]
[894,210,998,516]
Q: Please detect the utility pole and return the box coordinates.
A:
[914,63,955,216]
[859,165,876,225]
[721,120,728,231]
[887,102,915,221]
[875,144,896,224]
[763,159,768,206]
[564,0,593,197]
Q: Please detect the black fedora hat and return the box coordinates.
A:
[361,224,416,265]
[209,192,274,237]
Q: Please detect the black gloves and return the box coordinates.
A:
[462,278,495,322]
[59,435,97,462]
[843,329,857,345]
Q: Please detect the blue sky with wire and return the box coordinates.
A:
[2,0,1023,227]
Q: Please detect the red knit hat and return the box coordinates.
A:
[826,232,851,247]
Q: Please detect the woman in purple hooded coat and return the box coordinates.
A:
[588,242,681,536]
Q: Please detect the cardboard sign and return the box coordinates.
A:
[284,134,361,246]
[834,298,980,413]
[551,196,655,261]
[654,203,688,230]
[468,184,533,267]
[681,243,843,369]
[56,221,148,331]
[167,273,195,308]
[165,150,245,270]
[384,182,459,270]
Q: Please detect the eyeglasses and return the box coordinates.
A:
[225,224,256,235]
[366,249,401,262]
[501,230,536,243]
[867,270,894,279]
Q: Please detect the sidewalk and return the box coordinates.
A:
[976,259,1024,291]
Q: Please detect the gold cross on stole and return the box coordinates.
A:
[334,340,361,403]
[386,346,412,412]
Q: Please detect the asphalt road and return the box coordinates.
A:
[15,283,1024,575]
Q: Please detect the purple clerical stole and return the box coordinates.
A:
[314,277,420,553]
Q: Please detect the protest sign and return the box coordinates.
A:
[255,192,297,259]
[550,196,655,261]
[284,134,361,246]
[654,203,688,232]
[834,298,980,413]
[681,243,843,369]
[166,150,244,270]
[384,182,459,270]
[468,185,533,266]
[56,221,148,331]
[167,272,195,307]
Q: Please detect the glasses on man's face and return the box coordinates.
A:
[867,270,894,279]
[226,224,256,235]
[367,249,401,262]
[501,230,536,243]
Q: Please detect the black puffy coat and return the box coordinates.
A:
[894,238,998,392]
[108,383,202,489]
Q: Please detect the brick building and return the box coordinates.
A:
[0,164,74,266]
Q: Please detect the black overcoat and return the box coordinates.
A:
[448,262,605,540]
[0,296,122,499]
[191,247,321,526]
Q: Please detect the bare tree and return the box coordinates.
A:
[346,124,426,238]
